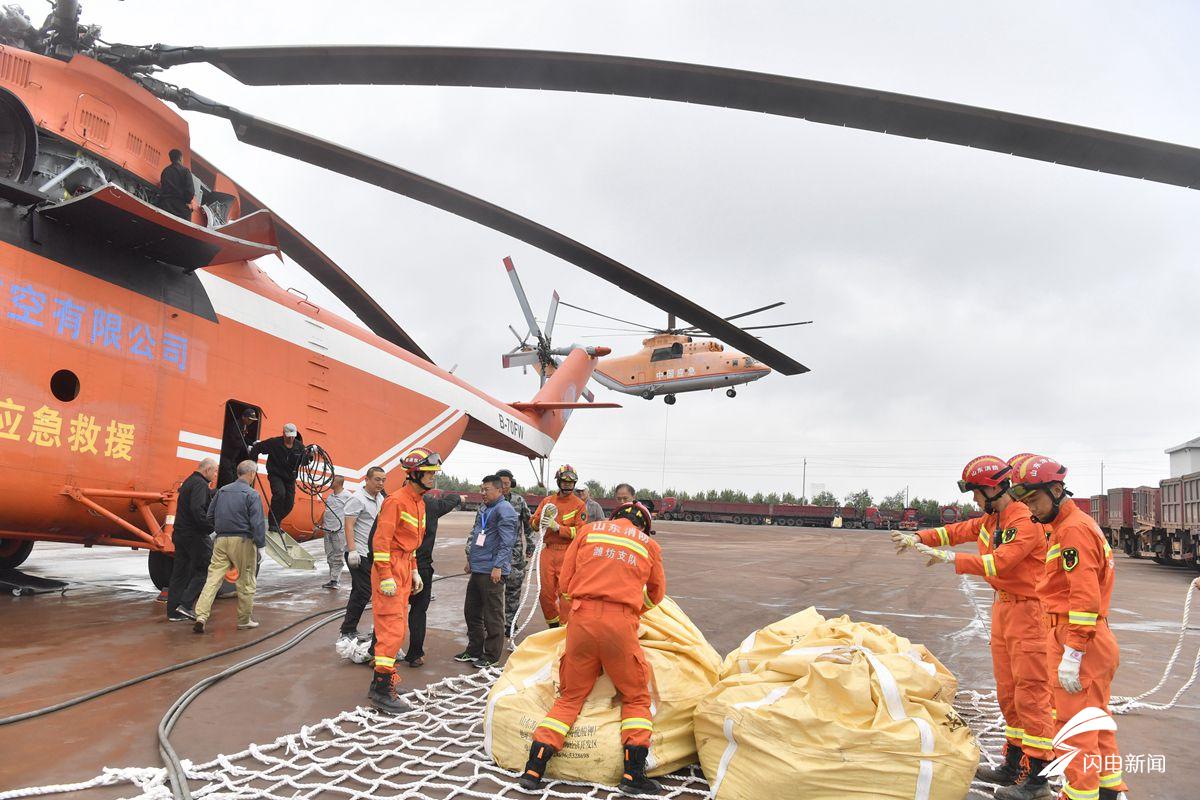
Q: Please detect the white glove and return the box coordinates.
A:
[891,532,918,553]
[1058,645,1084,693]
[380,578,397,597]
[913,542,954,567]
[540,503,559,531]
[347,549,360,568]
[412,571,424,595]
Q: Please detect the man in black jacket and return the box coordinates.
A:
[219,407,258,488]
[405,491,461,667]
[159,149,194,219]
[167,458,217,621]
[249,422,311,531]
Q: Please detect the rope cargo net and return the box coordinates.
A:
[3,563,1195,800]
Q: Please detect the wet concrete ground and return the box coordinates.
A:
[2,515,1197,798]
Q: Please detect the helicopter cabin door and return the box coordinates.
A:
[218,400,262,487]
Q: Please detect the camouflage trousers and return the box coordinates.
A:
[504,563,528,634]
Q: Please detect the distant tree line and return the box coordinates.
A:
[433,474,977,516]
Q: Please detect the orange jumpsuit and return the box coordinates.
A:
[532,519,666,752]
[918,501,1055,761]
[370,482,424,676]
[1040,499,1127,798]
[533,493,589,625]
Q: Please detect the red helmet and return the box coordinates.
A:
[555,464,578,486]
[400,448,442,480]
[612,501,654,535]
[1007,453,1038,473]
[1009,455,1068,499]
[957,455,1012,493]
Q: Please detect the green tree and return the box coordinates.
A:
[880,490,907,513]
[909,497,941,525]
[585,479,606,499]
[811,490,839,506]
[750,492,765,504]
[765,492,781,504]
[780,491,798,504]
[845,489,874,512]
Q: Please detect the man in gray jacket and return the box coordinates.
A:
[193,460,267,633]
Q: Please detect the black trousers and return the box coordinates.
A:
[406,563,435,662]
[166,531,212,615]
[267,475,296,529]
[464,572,506,662]
[340,556,372,636]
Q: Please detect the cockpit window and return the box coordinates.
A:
[650,343,684,362]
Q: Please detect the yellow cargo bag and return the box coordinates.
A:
[696,614,978,800]
[485,597,721,784]
[720,607,958,700]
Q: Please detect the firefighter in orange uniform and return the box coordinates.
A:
[894,455,1055,799]
[366,448,440,714]
[518,502,666,796]
[1009,456,1129,800]
[532,465,589,627]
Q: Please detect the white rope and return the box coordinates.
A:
[508,533,546,640]
[1111,576,1200,714]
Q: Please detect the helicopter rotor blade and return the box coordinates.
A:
[139,79,808,373]
[544,290,559,342]
[557,300,660,332]
[149,45,1200,191]
[721,301,785,322]
[502,256,544,343]
[736,320,813,331]
[221,159,432,360]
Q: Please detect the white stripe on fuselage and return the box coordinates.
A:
[195,272,553,455]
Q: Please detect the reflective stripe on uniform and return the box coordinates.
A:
[1069,611,1099,626]
[373,551,391,562]
[621,717,653,731]
[587,532,649,559]
[562,510,577,521]
[546,616,560,625]
[978,525,989,546]
[982,554,997,577]
[538,717,570,736]
[374,656,395,668]
[643,587,657,610]
[1063,785,1099,800]
[400,512,419,526]
[1099,771,1124,788]
[935,526,949,546]
[1047,544,1062,563]
[1022,733,1053,751]
[1004,725,1024,740]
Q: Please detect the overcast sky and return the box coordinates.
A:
[92,1,1200,502]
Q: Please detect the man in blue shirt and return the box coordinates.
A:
[456,475,517,668]
[193,460,268,633]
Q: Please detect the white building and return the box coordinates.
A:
[1165,436,1200,478]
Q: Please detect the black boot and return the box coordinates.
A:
[367,671,409,714]
[1099,790,1127,800]
[618,745,661,796]
[995,757,1055,799]
[518,740,556,790]
[975,744,1023,786]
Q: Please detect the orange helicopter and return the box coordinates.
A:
[500,257,811,404]
[0,2,1196,588]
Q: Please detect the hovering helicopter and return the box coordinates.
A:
[500,258,811,404]
[0,1,1197,588]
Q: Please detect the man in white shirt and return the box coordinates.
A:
[338,466,386,639]
[319,475,352,589]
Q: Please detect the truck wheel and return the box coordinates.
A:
[865,522,876,530]
[0,538,33,570]
[732,515,743,525]
[147,551,174,590]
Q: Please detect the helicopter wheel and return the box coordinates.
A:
[664,394,676,405]
[726,388,737,398]
[147,550,174,590]
[640,390,654,401]
[0,538,33,570]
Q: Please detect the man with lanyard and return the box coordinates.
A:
[319,475,352,589]
[518,502,665,795]
[1009,456,1129,800]
[531,465,589,628]
[338,466,386,643]
[458,475,518,668]
[894,456,1055,799]
[497,468,534,637]
[366,448,439,713]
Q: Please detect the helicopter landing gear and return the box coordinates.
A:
[640,390,654,401]
[726,388,737,398]
[664,394,676,405]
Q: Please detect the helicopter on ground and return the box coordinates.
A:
[499,257,811,404]
[0,1,1195,587]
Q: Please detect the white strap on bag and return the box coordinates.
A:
[710,645,934,800]
[483,659,554,759]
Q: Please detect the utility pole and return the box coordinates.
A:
[1100,460,1105,495]
[802,458,807,502]
[905,485,909,507]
